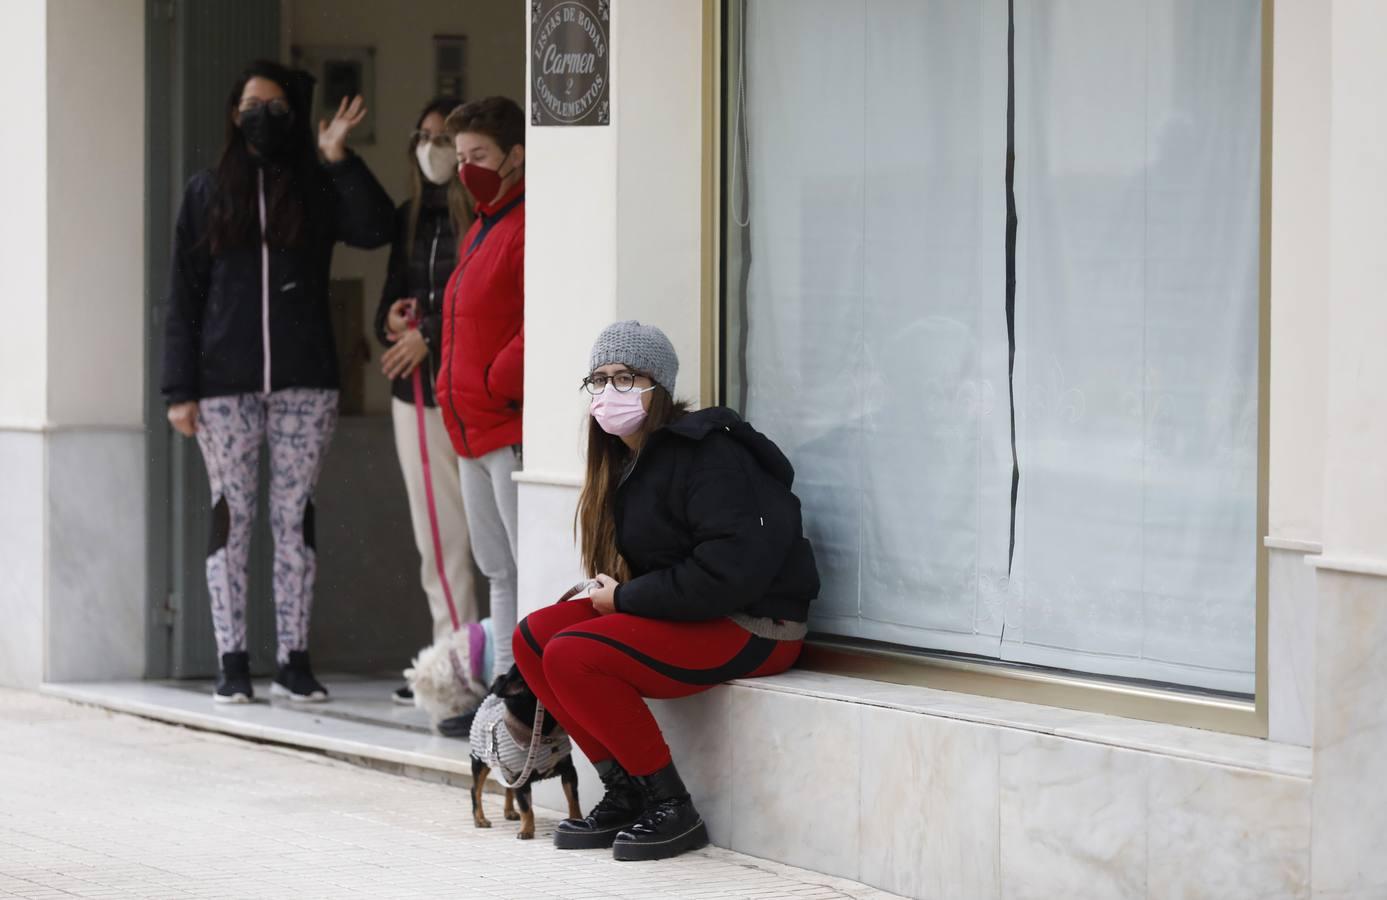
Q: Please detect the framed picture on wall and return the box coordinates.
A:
[290,44,378,146]
[434,34,467,100]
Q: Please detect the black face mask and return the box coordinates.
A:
[240,105,294,160]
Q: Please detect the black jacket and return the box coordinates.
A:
[161,154,395,404]
[372,186,462,407]
[613,407,820,624]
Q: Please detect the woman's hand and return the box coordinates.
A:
[590,574,620,615]
[381,329,428,380]
[386,298,416,337]
[167,401,198,438]
[318,95,368,164]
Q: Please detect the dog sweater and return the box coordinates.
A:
[469,694,572,786]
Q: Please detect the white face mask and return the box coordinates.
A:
[416,141,456,186]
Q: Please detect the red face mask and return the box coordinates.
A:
[459,149,515,205]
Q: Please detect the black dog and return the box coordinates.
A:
[470,665,581,840]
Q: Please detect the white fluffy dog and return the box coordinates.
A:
[404,619,492,730]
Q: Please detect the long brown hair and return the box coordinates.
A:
[405,97,471,256]
[575,385,689,581]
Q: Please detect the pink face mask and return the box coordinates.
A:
[590,384,655,437]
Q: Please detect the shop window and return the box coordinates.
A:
[722,0,1262,694]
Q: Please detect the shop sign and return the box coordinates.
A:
[531,0,610,126]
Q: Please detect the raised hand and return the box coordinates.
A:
[318,95,367,163]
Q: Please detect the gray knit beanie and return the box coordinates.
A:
[588,320,679,395]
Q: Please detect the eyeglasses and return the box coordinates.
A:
[239,98,292,118]
[413,130,451,148]
[581,372,645,395]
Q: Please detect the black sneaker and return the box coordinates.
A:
[555,759,644,850]
[436,704,480,738]
[612,763,709,861]
[392,685,414,705]
[213,652,253,704]
[271,650,328,702]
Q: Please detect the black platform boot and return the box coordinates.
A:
[554,759,645,850]
[271,650,328,702]
[611,762,709,861]
[213,652,253,704]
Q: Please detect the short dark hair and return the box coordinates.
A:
[446,96,525,152]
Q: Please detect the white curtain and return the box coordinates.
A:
[1005,0,1261,691]
[737,0,1260,692]
[741,0,1012,657]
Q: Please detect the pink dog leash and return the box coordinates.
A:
[408,312,484,684]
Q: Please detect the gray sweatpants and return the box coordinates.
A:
[458,444,521,679]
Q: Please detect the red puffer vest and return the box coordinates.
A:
[436,180,525,458]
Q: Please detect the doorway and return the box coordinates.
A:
[142,0,526,694]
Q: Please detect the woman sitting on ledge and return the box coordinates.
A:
[513,320,820,861]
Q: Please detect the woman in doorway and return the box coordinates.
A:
[435,96,526,685]
[513,321,820,861]
[374,97,482,711]
[161,60,394,705]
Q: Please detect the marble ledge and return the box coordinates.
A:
[1263,536,1323,554]
[512,470,583,488]
[1307,554,1387,578]
[0,420,145,433]
[727,668,1311,779]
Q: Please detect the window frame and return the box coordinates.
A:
[701,0,1273,737]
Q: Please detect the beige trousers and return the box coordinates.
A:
[391,398,480,641]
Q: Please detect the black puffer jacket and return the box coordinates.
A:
[160,154,395,404]
[613,407,820,624]
[372,185,462,407]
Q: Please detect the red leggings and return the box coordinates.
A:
[512,599,802,776]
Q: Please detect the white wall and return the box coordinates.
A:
[0,0,48,429]
[520,6,622,484]
[1263,0,1332,748]
[1267,0,1330,547]
[523,0,709,485]
[615,0,705,405]
[41,0,147,683]
[1321,0,1387,563]
[45,0,145,428]
[1310,11,1387,892]
[0,431,45,687]
[0,0,146,688]
[282,0,526,414]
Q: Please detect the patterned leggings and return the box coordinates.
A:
[196,389,338,664]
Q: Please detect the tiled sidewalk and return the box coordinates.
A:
[0,689,899,900]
